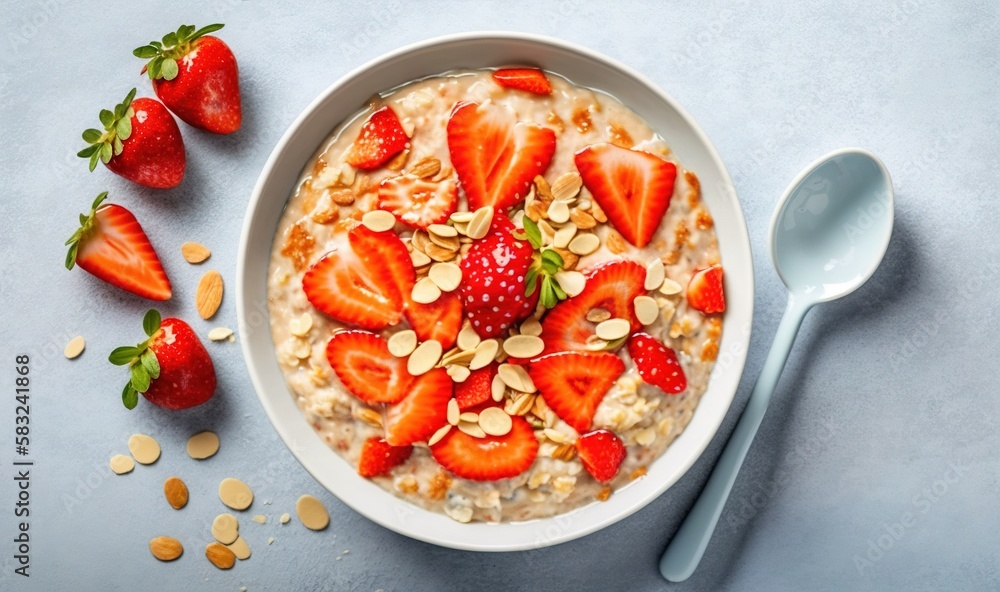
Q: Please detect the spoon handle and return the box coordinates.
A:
[659,296,811,582]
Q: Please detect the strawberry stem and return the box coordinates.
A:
[133,23,224,81]
[65,192,109,270]
[109,309,163,410]
[77,89,135,172]
[520,217,569,309]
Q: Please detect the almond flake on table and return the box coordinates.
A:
[128,433,161,465]
[181,242,211,263]
[109,454,135,475]
[208,327,234,341]
[64,335,86,359]
[296,495,330,531]
[219,478,254,511]
[187,430,220,459]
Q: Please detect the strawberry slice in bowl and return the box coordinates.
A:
[431,410,539,481]
[528,351,625,433]
[491,67,552,95]
[325,330,414,405]
[384,368,453,446]
[345,106,410,170]
[378,175,458,230]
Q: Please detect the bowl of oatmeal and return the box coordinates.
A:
[237,32,753,551]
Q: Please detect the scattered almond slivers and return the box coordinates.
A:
[187,430,220,460]
[109,454,135,475]
[551,172,583,203]
[410,156,441,179]
[388,330,418,357]
[456,322,481,351]
[196,270,224,320]
[206,542,236,570]
[446,364,471,383]
[427,223,458,238]
[64,335,86,359]
[568,233,600,256]
[586,308,612,323]
[634,296,660,326]
[288,312,313,337]
[181,242,211,264]
[407,340,443,376]
[428,262,462,292]
[503,335,544,359]
[498,363,536,393]
[553,270,586,297]
[361,209,396,232]
[208,327,234,342]
[659,278,683,295]
[411,277,442,304]
[150,536,184,562]
[635,426,657,446]
[595,318,630,341]
[296,494,330,531]
[478,407,513,436]
[447,399,460,426]
[465,206,494,240]
[219,478,254,511]
[128,434,161,465]
[458,421,486,438]
[469,339,499,370]
[547,200,570,224]
[164,476,189,510]
[645,259,666,291]
[226,536,252,560]
[428,424,452,446]
[490,374,506,402]
[252,514,267,524]
[212,513,240,545]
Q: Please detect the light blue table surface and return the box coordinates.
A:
[2,1,998,590]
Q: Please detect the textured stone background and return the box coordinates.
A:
[1,1,998,590]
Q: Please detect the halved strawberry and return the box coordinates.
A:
[345,106,409,169]
[447,101,556,211]
[378,175,458,229]
[405,290,462,350]
[325,330,413,404]
[627,332,687,395]
[527,352,625,433]
[454,363,498,410]
[492,68,552,95]
[302,223,411,329]
[687,264,725,314]
[357,437,412,478]
[430,410,539,481]
[65,192,172,301]
[539,260,645,353]
[459,216,539,338]
[576,430,626,483]
[574,143,677,248]
[384,368,452,446]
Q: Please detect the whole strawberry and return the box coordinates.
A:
[78,88,186,188]
[134,24,241,134]
[110,310,216,410]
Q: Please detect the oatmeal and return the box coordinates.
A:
[267,68,725,522]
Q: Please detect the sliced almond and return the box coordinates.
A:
[329,188,355,205]
[520,317,542,337]
[447,364,471,382]
[212,513,240,545]
[450,211,475,224]
[466,206,494,240]
[551,172,583,202]
[208,327,234,341]
[503,335,544,359]
[128,434,161,465]
[218,478,253,511]
[295,494,330,531]
[635,426,657,446]
[181,242,211,264]
[427,223,458,238]
[388,330,418,357]
[439,347,477,367]
[410,156,441,179]
[498,363,536,393]
[634,296,660,326]
[543,428,568,444]
[412,230,431,252]
[428,424,452,446]
[478,407,513,436]
[469,339,499,370]
[361,210,396,232]
[164,476,189,510]
[289,312,313,337]
[645,259,666,291]
[553,270,586,297]
[411,277,442,304]
[409,249,432,267]
[187,431,220,460]
[447,398,460,425]
[109,454,135,475]
[64,335,85,359]
[456,322,481,351]
[226,536,251,560]
[568,233,600,256]
[505,392,536,416]
[280,513,291,524]
[150,536,184,562]
[659,278,683,295]
[206,542,236,570]
[425,242,458,262]
[584,335,609,351]
[196,270,224,320]
[428,262,462,292]
[570,208,597,230]
[537,219,557,244]
[490,373,506,402]
[407,340,443,376]
[595,318,631,341]
[591,199,608,223]
[353,406,383,428]
[547,200,570,224]
[552,223,578,249]
[458,421,486,438]
[586,308,612,323]
[252,514,267,524]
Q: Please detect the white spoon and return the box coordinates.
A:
[659,148,894,582]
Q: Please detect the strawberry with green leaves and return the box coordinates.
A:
[134,24,241,134]
[78,88,185,188]
[110,310,216,410]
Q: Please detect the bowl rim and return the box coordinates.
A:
[237,30,754,551]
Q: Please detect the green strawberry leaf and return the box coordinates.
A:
[160,58,179,81]
[82,128,102,143]
[193,23,224,37]
[122,383,138,410]
[142,309,162,336]
[77,145,99,158]
[109,346,141,365]
[133,45,159,58]
[99,142,112,164]
[140,349,160,380]
[522,217,543,250]
[525,266,539,297]
[131,363,151,393]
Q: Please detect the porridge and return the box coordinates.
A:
[267,68,726,523]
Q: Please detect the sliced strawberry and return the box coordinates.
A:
[430,411,539,481]
[576,429,626,483]
[539,260,645,353]
[574,143,677,247]
[405,290,462,350]
[384,368,452,446]
[378,175,458,229]
[302,223,410,329]
[627,332,687,395]
[459,216,539,338]
[325,330,413,404]
[454,363,498,410]
[447,101,556,211]
[357,437,412,478]
[687,264,725,314]
[345,106,409,169]
[65,192,172,301]
[527,352,624,433]
[492,68,552,95]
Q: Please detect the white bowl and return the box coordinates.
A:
[237,32,753,552]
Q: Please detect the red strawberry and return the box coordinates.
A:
[491,68,552,95]
[378,175,458,229]
[78,88,185,189]
[302,223,412,329]
[576,429,626,483]
[134,24,241,134]
[430,411,539,481]
[447,101,556,211]
[357,437,412,478]
[325,331,413,404]
[687,264,726,314]
[109,309,215,410]
[627,332,687,394]
[454,363,498,410]
[384,368,452,446]
[539,260,645,353]
[345,106,409,169]
[404,290,463,350]
[459,216,539,338]
[65,192,172,301]
[574,143,677,247]
[527,352,625,432]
